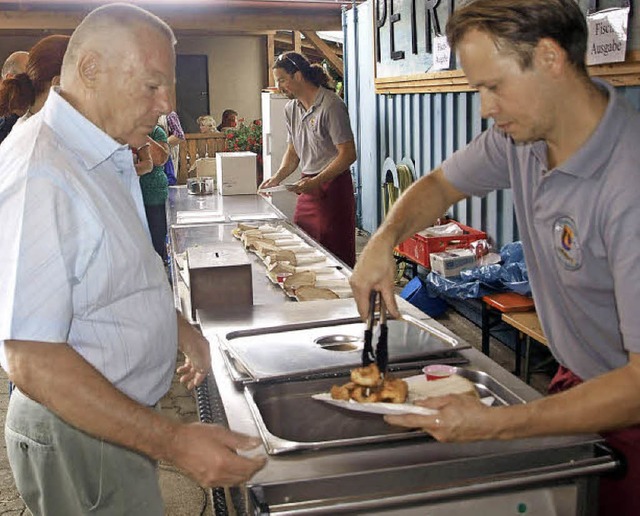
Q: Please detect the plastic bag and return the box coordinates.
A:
[164,157,177,186]
[424,241,530,299]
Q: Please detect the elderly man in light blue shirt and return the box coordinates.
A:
[0,4,265,515]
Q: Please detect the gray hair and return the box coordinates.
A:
[62,3,176,77]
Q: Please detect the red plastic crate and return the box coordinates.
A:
[394,221,487,268]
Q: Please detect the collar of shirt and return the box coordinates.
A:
[295,86,326,117]
[531,78,626,180]
[42,87,133,174]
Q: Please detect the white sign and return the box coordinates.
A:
[431,35,451,71]
[586,7,629,66]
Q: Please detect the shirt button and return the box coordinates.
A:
[19,442,28,451]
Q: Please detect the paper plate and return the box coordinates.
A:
[312,375,494,416]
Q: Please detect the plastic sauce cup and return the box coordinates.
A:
[423,364,457,381]
[276,273,292,284]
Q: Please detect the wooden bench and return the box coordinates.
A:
[481,292,535,362]
[502,310,548,383]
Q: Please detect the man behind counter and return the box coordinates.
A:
[0,3,264,514]
[260,52,357,267]
[350,0,640,514]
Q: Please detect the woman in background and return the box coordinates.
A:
[134,125,170,261]
[0,35,70,125]
[197,115,218,133]
[158,111,184,185]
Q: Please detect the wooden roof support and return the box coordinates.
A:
[267,33,276,88]
[293,31,302,54]
[301,30,343,77]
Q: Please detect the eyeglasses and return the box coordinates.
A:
[277,53,300,71]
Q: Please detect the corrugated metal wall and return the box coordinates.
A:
[345,1,640,249]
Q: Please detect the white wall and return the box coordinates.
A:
[176,35,266,126]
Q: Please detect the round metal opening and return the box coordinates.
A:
[314,334,362,352]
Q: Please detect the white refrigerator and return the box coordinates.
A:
[261,91,300,220]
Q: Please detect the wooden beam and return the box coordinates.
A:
[274,32,342,56]
[0,9,343,32]
[267,33,275,88]
[300,30,343,76]
[293,30,302,54]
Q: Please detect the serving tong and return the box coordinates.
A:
[362,290,389,377]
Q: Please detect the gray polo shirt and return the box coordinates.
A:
[285,87,354,175]
[442,79,640,381]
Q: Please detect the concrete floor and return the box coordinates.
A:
[0,230,554,515]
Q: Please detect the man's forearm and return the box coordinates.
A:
[6,340,178,462]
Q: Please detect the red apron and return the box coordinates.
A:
[293,170,356,268]
[549,366,640,516]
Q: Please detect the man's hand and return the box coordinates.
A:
[384,394,499,442]
[349,233,400,320]
[169,423,267,487]
[177,315,211,390]
[290,175,321,195]
[258,176,280,191]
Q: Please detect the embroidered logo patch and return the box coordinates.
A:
[553,216,582,270]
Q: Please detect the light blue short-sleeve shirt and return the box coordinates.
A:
[442,79,640,381]
[0,89,177,405]
[285,87,354,176]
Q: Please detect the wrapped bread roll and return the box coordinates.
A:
[283,271,316,291]
[264,249,297,266]
[294,254,326,266]
[295,285,339,301]
[314,279,351,290]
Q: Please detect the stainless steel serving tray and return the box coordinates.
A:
[245,368,525,455]
[220,314,470,384]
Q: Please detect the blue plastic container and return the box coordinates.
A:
[400,277,448,317]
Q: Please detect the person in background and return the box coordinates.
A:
[217,108,238,131]
[0,35,70,127]
[260,51,357,267]
[157,110,184,184]
[197,114,218,133]
[0,51,29,144]
[0,4,265,515]
[135,124,170,261]
[349,0,640,514]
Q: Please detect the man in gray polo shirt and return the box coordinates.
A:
[350,0,640,513]
[261,51,357,267]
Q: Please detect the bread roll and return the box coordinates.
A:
[413,374,478,399]
[295,285,339,301]
[283,271,316,291]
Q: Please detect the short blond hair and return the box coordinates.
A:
[197,115,217,130]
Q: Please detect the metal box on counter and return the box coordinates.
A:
[186,246,252,320]
[216,151,257,195]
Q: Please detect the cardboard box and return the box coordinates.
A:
[216,151,257,195]
[429,248,477,277]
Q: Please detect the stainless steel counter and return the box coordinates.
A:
[167,193,616,515]
[198,300,616,515]
[167,186,283,227]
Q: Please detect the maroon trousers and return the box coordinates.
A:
[294,170,356,268]
[549,366,640,516]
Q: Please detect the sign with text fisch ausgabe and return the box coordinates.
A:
[586,7,629,65]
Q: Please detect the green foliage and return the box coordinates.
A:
[223,119,263,158]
